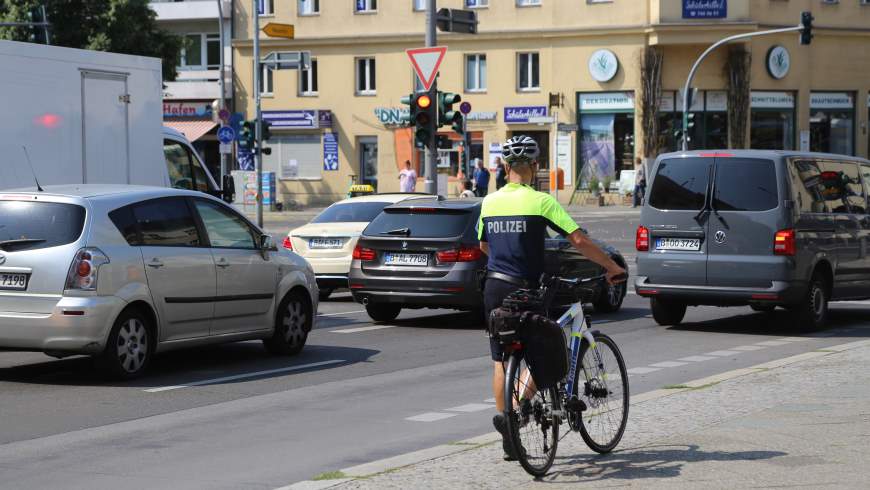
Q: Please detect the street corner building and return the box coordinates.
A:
[230,0,870,207]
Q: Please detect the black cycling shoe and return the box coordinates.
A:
[492,414,519,461]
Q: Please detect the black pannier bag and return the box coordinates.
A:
[489,308,568,390]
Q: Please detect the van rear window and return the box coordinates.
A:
[713,159,778,211]
[648,158,711,210]
[0,201,85,252]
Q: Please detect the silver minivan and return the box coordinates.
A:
[636,150,870,329]
[0,185,317,378]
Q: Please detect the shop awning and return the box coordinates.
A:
[163,120,217,142]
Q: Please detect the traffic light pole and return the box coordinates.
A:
[425,0,438,195]
[252,0,264,227]
[680,23,806,151]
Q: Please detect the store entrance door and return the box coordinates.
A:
[359,136,378,190]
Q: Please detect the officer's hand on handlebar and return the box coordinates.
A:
[606,266,628,285]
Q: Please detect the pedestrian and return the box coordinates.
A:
[633,157,646,208]
[398,160,417,193]
[459,179,475,199]
[494,157,507,190]
[473,159,490,198]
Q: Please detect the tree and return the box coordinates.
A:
[0,0,182,80]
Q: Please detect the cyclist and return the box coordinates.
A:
[478,135,626,460]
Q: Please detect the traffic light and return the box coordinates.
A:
[239,120,255,151]
[800,11,814,45]
[438,92,461,129]
[261,120,272,141]
[400,93,414,127]
[452,114,465,137]
[413,93,434,148]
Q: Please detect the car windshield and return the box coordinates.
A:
[0,201,86,252]
[311,202,391,223]
[365,209,471,238]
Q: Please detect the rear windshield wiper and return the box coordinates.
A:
[380,227,411,236]
[0,238,46,250]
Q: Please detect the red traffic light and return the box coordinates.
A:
[417,94,432,109]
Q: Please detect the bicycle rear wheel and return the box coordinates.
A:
[574,333,629,453]
[504,351,559,477]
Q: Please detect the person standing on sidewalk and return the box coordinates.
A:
[494,157,507,190]
[398,160,417,193]
[478,135,626,461]
[473,159,490,197]
[633,157,646,208]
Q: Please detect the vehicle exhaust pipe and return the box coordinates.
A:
[361,297,369,306]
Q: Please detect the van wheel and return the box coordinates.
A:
[788,277,828,330]
[98,308,153,379]
[366,304,401,322]
[594,280,627,313]
[264,291,311,356]
[650,298,687,326]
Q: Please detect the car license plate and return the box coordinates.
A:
[0,273,28,291]
[655,238,701,251]
[309,238,343,249]
[384,253,428,266]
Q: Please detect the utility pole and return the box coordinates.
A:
[216,0,227,182]
[252,0,263,227]
[424,0,438,195]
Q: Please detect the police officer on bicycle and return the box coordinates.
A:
[479,135,626,460]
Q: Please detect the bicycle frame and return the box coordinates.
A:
[556,300,596,403]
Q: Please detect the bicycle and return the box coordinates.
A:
[494,273,630,477]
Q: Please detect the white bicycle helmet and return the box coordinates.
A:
[502,135,540,164]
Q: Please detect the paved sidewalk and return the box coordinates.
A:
[312,339,870,489]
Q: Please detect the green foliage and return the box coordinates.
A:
[0,0,182,80]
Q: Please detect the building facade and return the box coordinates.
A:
[232,0,870,206]
[151,0,234,179]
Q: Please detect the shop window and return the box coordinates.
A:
[299,0,319,15]
[261,134,323,180]
[810,92,855,156]
[355,0,377,13]
[180,33,220,70]
[578,92,635,183]
[356,57,376,95]
[465,54,487,92]
[300,59,318,96]
[359,137,378,189]
[659,91,729,151]
[517,52,539,91]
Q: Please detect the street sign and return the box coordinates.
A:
[261,51,310,70]
[218,108,230,122]
[219,143,232,154]
[436,8,478,34]
[557,123,579,132]
[217,126,236,144]
[262,23,294,39]
[528,116,555,124]
[459,101,472,115]
[406,46,447,92]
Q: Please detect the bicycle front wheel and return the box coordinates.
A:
[575,333,629,453]
[504,351,559,477]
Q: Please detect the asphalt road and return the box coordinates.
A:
[2,209,870,489]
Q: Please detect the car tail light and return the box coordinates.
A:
[774,229,795,256]
[353,244,376,261]
[636,226,650,251]
[65,248,109,291]
[282,236,294,251]
[437,245,482,263]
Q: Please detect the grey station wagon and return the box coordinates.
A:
[635,150,870,329]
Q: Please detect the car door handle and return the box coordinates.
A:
[146,258,164,268]
[216,258,230,268]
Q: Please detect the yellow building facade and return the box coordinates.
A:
[232,0,870,205]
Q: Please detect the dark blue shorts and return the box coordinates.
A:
[484,278,521,361]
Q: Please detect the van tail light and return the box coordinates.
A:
[437,245,482,263]
[352,244,376,261]
[65,248,109,291]
[636,226,650,252]
[774,229,796,256]
[282,236,294,251]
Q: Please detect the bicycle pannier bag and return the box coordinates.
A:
[520,312,568,390]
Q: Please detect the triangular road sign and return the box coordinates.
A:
[406,46,447,92]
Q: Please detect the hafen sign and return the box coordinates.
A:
[163,102,212,118]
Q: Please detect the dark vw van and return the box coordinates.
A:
[636,151,870,329]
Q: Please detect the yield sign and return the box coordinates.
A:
[406,46,447,92]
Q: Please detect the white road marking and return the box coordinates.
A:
[484,398,496,404]
[649,361,688,368]
[445,403,493,413]
[679,355,717,362]
[755,340,791,347]
[144,360,345,393]
[318,310,366,317]
[779,337,811,342]
[731,345,766,352]
[405,412,457,422]
[627,367,661,375]
[330,325,397,334]
[706,350,740,357]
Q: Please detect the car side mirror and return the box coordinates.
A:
[222,175,236,203]
[259,234,276,258]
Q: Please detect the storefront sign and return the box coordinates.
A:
[588,49,619,83]
[705,91,728,112]
[556,133,572,183]
[682,0,727,19]
[163,102,212,118]
[766,46,791,80]
[374,107,410,126]
[504,106,548,124]
[323,132,339,171]
[318,110,334,129]
[263,110,318,129]
[659,92,675,112]
[466,111,498,122]
[811,92,854,109]
[751,91,795,109]
[488,142,502,170]
[579,92,634,113]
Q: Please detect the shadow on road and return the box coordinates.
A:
[669,306,870,338]
[548,444,786,483]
